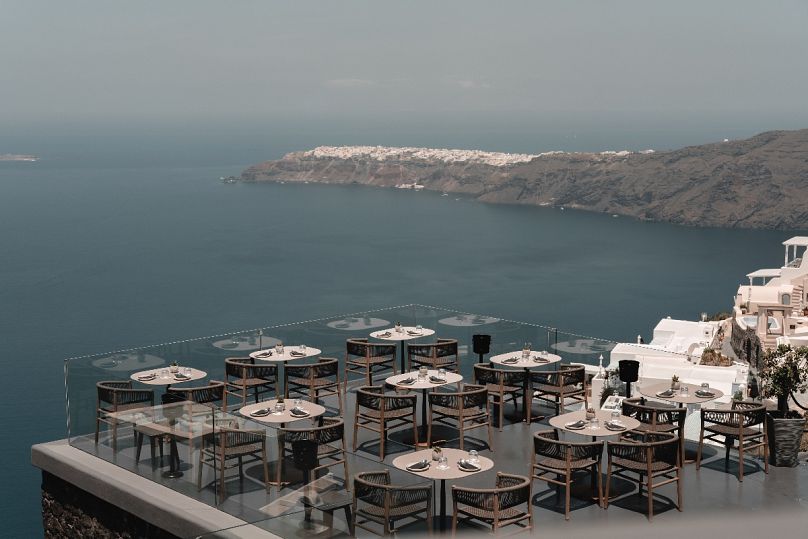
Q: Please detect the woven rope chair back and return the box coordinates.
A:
[225,357,253,377]
[533,429,602,461]
[354,471,390,508]
[473,364,499,385]
[496,474,531,510]
[560,365,585,386]
[169,382,224,407]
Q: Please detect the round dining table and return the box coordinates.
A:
[638,382,725,405]
[549,409,641,438]
[385,369,463,446]
[489,350,561,422]
[239,398,326,427]
[370,326,436,373]
[250,345,321,394]
[131,367,207,388]
[393,447,493,531]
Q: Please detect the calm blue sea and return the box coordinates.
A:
[0,124,797,536]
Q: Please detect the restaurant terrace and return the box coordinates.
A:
[34,305,808,537]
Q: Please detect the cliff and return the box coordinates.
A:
[242,129,808,230]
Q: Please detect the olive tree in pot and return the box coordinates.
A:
[759,345,808,467]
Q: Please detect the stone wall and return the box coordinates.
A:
[41,472,179,539]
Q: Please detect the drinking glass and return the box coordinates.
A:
[274,402,285,414]
[160,369,169,379]
[299,344,306,353]
[184,367,192,377]
[437,456,449,470]
[589,417,600,429]
[293,398,303,410]
[275,343,283,354]
[438,368,446,379]
[418,366,428,381]
[611,410,621,421]
[468,450,479,465]
[681,385,689,396]
[415,324,423,332]
[701,382,710,390]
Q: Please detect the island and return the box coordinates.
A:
[0,154,38,162]
[242,129,808,230]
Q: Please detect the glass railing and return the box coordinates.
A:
[66,303,707,537]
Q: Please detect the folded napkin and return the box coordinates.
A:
[565,420,587,430]
[174,373,191,380]
[137,373,156,381]
[695,390,715,398]
[378,331,392,337]
[398,377,415,385]
[458,459,481,472]
[290,351,306,357]
[407,331,421,336]
[502,357,519,364]
[532,356,549,363]
[256,351,273,358]
[250,408,271,417]
[429,375,447,383]
[605,420,626,431]
[290,408,310,417]
[406,459,430,472]
[656,389,675,398]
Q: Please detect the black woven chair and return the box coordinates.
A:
[452,472,532,535]
[428,383,493,451]
[353,470,432,536]
[531,429,604,520]
[407,339,459,372]
[353,386,418,460]
[165,381,225,409]
[284,357,342,413]
[223,357,277,411]
[95,381,158,455]
[605,431,682,521]
[696,401,768,481]
[345,338,397,390]
[530,364,587,418]
[197,427,268,503]
[473,363,525,431]
[277,418,349,491]
[622,398,687,459]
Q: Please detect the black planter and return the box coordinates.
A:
[766,412,807,467]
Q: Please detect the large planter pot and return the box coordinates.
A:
[766,412,807,467]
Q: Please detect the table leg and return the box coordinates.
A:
[523,369,530,422]
[440,479,447,532]
[162,436,183,478]
[421,389,428,430]
[400,343,406,373]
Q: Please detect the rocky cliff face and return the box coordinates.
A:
[242,129,808,230]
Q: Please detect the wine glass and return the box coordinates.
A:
[468,450,479,465]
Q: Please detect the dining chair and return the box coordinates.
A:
[345,338,397,390]
[696,401,768,481]
[473,363,525,431]
[223,357,277,411]
[621,397,687,459]
[531,429,604,520]
[353,386,418,460]
[284,357,342,413]
[196,426,269,503]
[165,380,225,409]
[605,431,682,521]
[428,383,493,451]
[529,364,587,418]
[406,338,459,372]
[451,472,532,535]
[95,381,156,453]
[353,470,432,536]
[277,417,349,491]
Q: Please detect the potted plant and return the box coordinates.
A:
[759,344,808,467]
[169,361,179,374]
[431,441,445,461]
[671,374,681,391]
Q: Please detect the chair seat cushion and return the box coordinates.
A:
[533,384,583,396]
[612,457,674,472]
[483,383,522,396]
[359,407,413,420]
[287,377,337,388]
[633,422,679,433]
[358,501,427,519]
[704,423,761,437]
[228,377,274,388]
[347,357,394,367]
[432,405,486,419]
[457,504,528,523]
[535,456,598,471]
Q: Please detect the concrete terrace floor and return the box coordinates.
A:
[75,387,808,538]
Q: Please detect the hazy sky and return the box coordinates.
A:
[3,1,808,129]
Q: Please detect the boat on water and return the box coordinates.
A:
[220,176,239,184]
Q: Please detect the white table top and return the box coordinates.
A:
[239,399,326,424]
[249,346,321,362]
[93,353,163,372]
[549,409,641,437]
[370,326,436,342]
[489,350,561,369]
[386,369,463,390]
[327,317,390,331]
[438,315,500,327]
[392,447,493,480]
[212,335,280,352]
[639,382,724,404]
[131,367,207,386]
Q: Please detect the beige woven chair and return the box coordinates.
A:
[531,429,603,520]
[284,357,342,413]
[353,386,418,460]
[696,401,768,481]
[277,418,349,491]
[451,472,532,535]
[353,470,432,536]
[345,338,397,390]
[428,383,493,451]
[605,431,682,521]
[95,381,156,453]
[529,364,587,418]
[407,339,459,372]
[223,357,277,411]
[196,427,269,503]
[473,363,525,431]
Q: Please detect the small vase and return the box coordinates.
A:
[169,365,179,374]
[671,381,680,391]
[432,450,442,461]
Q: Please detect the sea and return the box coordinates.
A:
[0,121,799,536]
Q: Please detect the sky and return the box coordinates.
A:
[2,1,808,145]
